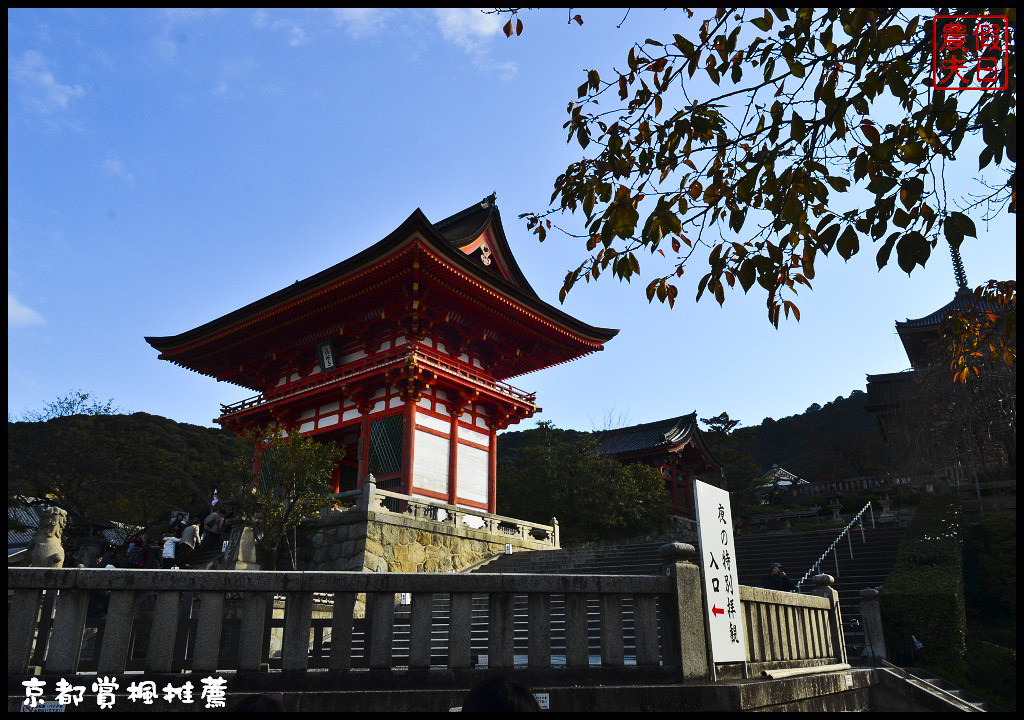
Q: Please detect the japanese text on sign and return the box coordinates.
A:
[694,479,745,663]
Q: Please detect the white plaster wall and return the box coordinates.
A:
[460,427,490,448]
[457,443,489,505]
[413,429,449,495]
[417,413,451,434]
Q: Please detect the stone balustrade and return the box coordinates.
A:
[370,487,558,546]
[8,553,847,682]
[329,475,558,550]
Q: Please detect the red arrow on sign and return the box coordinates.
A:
[711,605,724,617]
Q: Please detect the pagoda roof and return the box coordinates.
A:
[146,196,617,384]
[895,287,997,368]
[595,413,722,470]
[896,287,982,330]
[431,193,541,300]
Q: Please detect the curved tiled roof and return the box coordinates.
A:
[894,287,1000,369]
[896,287,993,329]
[596,413,702,456]
[146,196,617,355]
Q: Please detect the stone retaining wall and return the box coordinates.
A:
[300,508,554,575]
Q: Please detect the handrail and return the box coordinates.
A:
[795,502,874,592]
[878,659,983,710]
[220,346,409,415]
[219,346,536,418]
[326,480,558,549]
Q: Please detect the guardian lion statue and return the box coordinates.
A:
[26,506,68,568]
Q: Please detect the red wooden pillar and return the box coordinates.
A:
[402,400,416,495]
[330,463,341,494]
[682,468,694,517]
[667,467,680,514]
[357,417,370,487]
[487,426,497,515]
[447,413,458,506]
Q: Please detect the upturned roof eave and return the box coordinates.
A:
[596,411,724,469]
[144,209,433,352]
[146,203,617,356]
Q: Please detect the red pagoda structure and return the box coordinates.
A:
[146,195,617,515]
[595,413,722,518]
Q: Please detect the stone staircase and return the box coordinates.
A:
[734,525,906,661]
[315,595,645,669]
[901,667,1003,712]
[363,594,643,668]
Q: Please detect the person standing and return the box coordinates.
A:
[202,508,225,553]
[169,513,187,538]
[177,518,201,568]
[763,562,794,591]
[127,535,150,568]
[161,533,181,569]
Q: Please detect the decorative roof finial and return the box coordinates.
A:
[481,192,497,208]
[948,241,969,291]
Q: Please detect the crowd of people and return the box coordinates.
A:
[90,504,231,571]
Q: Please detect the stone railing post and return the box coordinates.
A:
[234,527,260,571]
[551,517,560,548]
[658,542,710,681]
[859,587,887,662]
[359,474,377,512]
[812,573,847,664]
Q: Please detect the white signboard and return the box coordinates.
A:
[694,479,745,663]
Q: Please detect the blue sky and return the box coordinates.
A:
[8,8,1017,433]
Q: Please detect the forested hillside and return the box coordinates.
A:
[733,390,886,481]
[7,389,884,540]
[8,412,243,534]
[499,389,886,485]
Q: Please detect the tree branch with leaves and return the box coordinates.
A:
[499,7,1015,376]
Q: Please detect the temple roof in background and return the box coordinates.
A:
[595,413,722,471]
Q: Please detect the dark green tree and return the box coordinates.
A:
[498,422,667,544]
[698,412,761,507]
[8,411,239,539]
[13,389,120,422]
[221,426,343,569]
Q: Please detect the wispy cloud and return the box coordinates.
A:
[101,156,135,186]
[433,9,517,80]
[330,8,393,39]
[8,293,46,327]
[8,50,85,114]
[251,10,309,47]
[433,8,503,52]
[155,8,221,62]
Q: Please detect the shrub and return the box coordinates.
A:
[879,495,965,668]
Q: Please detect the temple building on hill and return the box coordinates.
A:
[864,242,1013,506]
[146,195,617,518]
[864,241,992,441]
[595,413,723,519]
[864,287,980,438]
